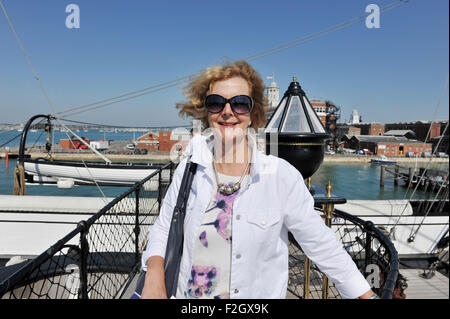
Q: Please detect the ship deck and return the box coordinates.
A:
[399,268,448,299]
[284,268,449,299]
[120,268,449,299]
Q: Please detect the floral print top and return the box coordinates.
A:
[184,172,247,299]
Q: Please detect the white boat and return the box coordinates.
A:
[23,158,170,187]
[126,143,136,150]
[15,115,171,188]
[371,155,397,164]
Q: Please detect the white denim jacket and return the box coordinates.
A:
[142,133,371,299]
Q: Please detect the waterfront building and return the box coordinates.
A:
[137,131,159,152]
[430,134,449,155]
[350,109,360,124]
[342,135,432,157]
[309,99,339,130]
[385,120,446,142]
[384,130,416,139]
[308,99,340,150]
[265,78,280,120]
[350,122,385,136]
[335,123,361,141]
[137,129,191,153]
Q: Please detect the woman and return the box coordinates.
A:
[141,60,375,299]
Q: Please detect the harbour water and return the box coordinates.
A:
[0,158,446,201]
[0,129,149,149]
[1,128,447,200]
[311,161,447,200]
[0,159,131,198]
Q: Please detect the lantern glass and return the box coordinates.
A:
[265,88,327,134]
[304,96,326,133]
[281,95,311,133]
[265,98,286,133]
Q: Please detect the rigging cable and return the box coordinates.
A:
[245,0,410,61]
[387,73,449,234]
[0,132,22,148]
[408,173,449,243]
[0,1,110,162]
[59,79,191,118]
[0,0,109,202]
[403,73,449,200]
[57,118,191,130]
[389,120,449,236]
[0,0,414,205]
[51,0,411,118]
[407,122,449,241]
[0,119,46,149]
[54,75,191,118]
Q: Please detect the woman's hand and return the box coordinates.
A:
[359,289,377,299]
[140,256,168,299]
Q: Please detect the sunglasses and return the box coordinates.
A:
[205,94,253,114]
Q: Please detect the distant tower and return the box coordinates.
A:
[266,75,280,109]
[350,109,360,124]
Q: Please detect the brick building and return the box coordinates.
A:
[350,123,385,136]
[385,121,446,142]
[309,99,338,131]
[336,123,361,140]
[137,131,159,152]
[158,130,178,152]
[384,130,416,139]
[137,130,190,153]
[342,135,432,156]
[430,135,449,155]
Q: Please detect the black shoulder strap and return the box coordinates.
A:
[173,158,198,215]
[164,157,197,298]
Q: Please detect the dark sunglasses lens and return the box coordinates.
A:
[205,96,225,113]
[231,96,252,114]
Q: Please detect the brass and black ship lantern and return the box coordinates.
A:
[264,77,335,299]
[264,77,330,179]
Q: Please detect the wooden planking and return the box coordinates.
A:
[400,269,449,299]
[286,268,449,299]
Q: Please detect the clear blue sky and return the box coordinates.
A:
[0,0,448,127]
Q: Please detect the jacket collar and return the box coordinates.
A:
[184,131,262,182]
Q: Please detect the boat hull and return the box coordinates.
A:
[24,159,170,186]
[371,160,397,165]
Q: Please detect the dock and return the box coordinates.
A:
[380,164,449,195]
[323,155,449,164]
[0,140,173,162]
[0,151,171,162]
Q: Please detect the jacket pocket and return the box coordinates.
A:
[246,209,282,243]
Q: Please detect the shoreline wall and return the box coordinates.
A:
[323,156,449,164]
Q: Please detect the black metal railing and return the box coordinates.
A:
[0,163,399,299]
[287,208,399,299]
[0,161,175,299]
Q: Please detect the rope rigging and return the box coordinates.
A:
[3,0,439,217]
[0,132,22,148]
[389,120,449,240]
[27,0,412,119]
[245,0,410,62]
[1,0,110,199]
[407,176,449,242]
[57,117,191,130]
[54,76,192,118]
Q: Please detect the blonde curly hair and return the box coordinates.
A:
[176,60,267,129]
